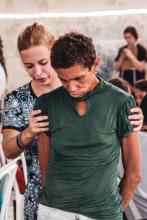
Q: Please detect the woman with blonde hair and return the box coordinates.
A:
[2,23,61,219]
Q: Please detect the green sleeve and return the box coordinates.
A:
[117,95,136,138]
[34,95,51,137]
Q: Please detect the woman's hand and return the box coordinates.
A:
[129,107,143,131]
[27,109,49,137]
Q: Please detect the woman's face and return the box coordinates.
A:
[20,44,56,86]
[124,32,137,47]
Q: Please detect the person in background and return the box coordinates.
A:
[109,77,140,220]
[36,32,141,220]
[109,77,147,219]
[134,79,147,106]
[109,77,132,93]
[114,26,147,86]
[1,23,61,219]
[0,36,7,131]
[109,77,144,131]
[140,94,147,131]
[134,79,147,219]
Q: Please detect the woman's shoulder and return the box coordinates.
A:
[6,82,32,98]
[137,43,147,52]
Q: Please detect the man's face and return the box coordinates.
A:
[56,64,98,98]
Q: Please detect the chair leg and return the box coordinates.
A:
[13,199,16,220]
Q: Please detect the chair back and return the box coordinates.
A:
[0,159,18,220]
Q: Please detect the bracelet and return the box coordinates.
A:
[16,132,31,150]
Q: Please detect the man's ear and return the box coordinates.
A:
[92,57,100,74]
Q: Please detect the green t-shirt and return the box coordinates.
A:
[34,78,135,220]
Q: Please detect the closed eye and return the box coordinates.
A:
[25,64,33,69]
[74,76,84,81]
[39,60,48,65]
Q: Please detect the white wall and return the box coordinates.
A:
[0,0,147,92]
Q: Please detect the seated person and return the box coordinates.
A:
[114,26,147,85]
[109,77,144,131]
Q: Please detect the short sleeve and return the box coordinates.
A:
[33,95,48,116]
[115,48,121,62]
[117,95,136,138]
[138,45,147,62]
[2,93,24,131]
[115,46,126,62]
[34,95,51,136]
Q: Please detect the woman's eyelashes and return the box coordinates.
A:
[25,60,49,69]
[39,60,48,65]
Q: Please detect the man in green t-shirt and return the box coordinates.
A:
[36,32,141,220]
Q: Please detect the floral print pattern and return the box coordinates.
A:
[2,82,41,220]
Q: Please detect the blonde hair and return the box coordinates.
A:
[17,22,55,52]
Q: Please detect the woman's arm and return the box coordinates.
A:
[2,109,49,159]
[114,53,125,72]
[123,48,146,71]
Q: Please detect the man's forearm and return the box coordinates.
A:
[119,172,141,209]
[38,132,51,187]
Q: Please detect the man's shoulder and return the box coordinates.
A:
[104,81,132,104]
[39,86,64,102]
[45,86,64,97]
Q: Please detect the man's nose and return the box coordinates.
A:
[67,81,77,92]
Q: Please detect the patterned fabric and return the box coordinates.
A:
[2,82,41,220]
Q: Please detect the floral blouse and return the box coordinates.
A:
[2,82,41,220]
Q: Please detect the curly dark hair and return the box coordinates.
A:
[135,79,147,91]
[51,32,97,70]
[0,36,7,77]
[109,77,131,93]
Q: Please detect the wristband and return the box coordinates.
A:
[16,132,31,150]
